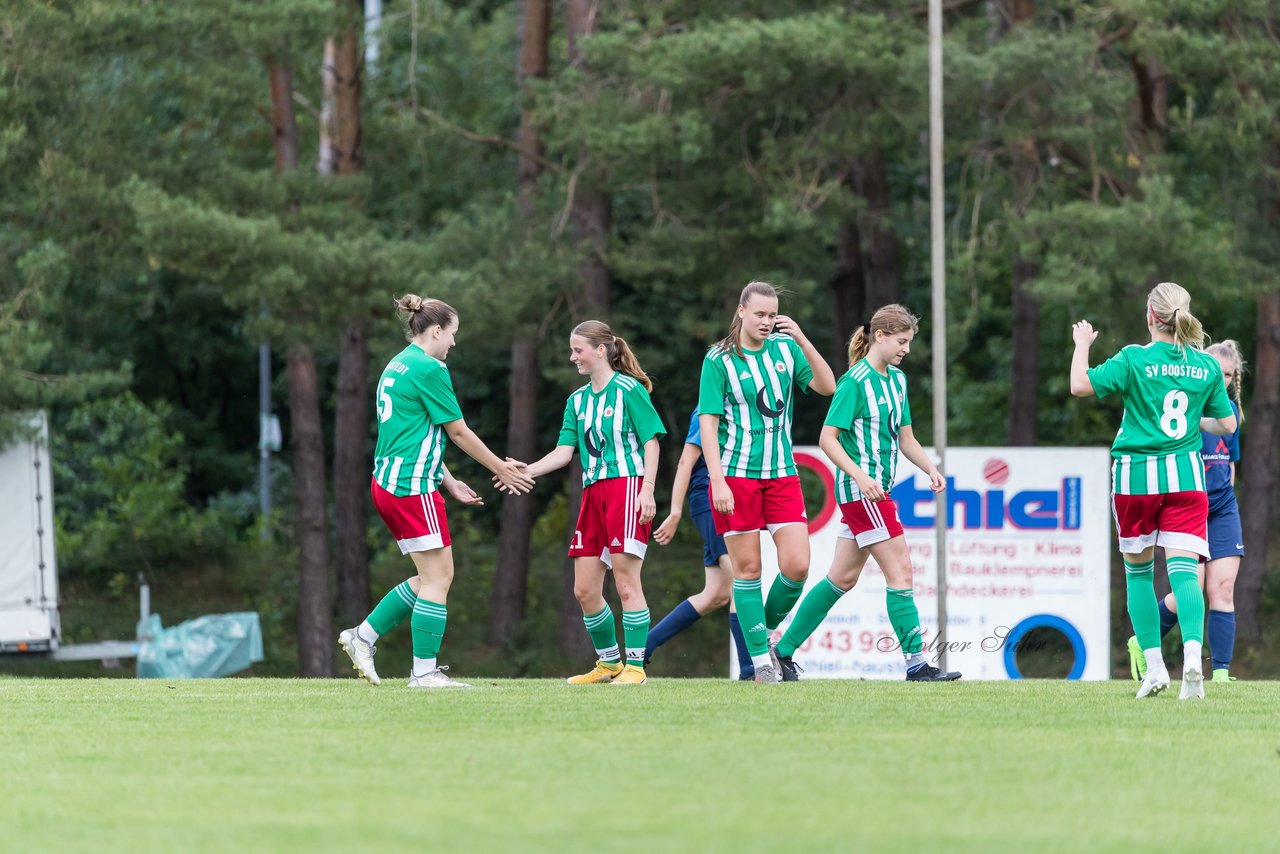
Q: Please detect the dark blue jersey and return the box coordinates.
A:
[685,408,711,514]
[1200,400,1241,505]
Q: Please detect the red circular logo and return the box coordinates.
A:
[983,458,1010,486]
[794,451,837,533]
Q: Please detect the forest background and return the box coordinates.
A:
[3,0,1278,678]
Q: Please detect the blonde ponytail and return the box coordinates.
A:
[1147,282,1204,352]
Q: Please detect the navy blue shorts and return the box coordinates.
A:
[1206,496,1244,562]
[691,504,728,568]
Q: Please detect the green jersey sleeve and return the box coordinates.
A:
[625,384,667,443]
[557,397,579,448]
[698,353,728,417]
[418,365,464,425]
[788,338,814,394]
[824,373,866,428]
[1087,347,1131,399]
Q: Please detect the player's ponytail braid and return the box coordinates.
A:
[573,320,653,392]
[846,304,920,369]
[1207,339,1247,425]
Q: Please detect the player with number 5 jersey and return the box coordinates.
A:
[698,281,835,683]
[517,321,666,685]
[338,294,534,690]
[1071,281,1236,701]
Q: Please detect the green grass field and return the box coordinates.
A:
[5,677,1278,853]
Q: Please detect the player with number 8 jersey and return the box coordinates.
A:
[1072,281,1236,701]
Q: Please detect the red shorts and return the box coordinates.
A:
[569,476,650,567]
[835,498,904,548]
[711,475,808,536]
[371,479,451,554]
[1112,491,1209,557]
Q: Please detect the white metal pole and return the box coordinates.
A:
[928,0,949,671]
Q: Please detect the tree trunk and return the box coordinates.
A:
[269,59,332,676]
[851,150,901,311]
[289,342,333,677]
[1130,56,1167,160]
[516,0,550,215]
[1004,0,1039,446]
[829,220,866,367]
[1009,255,1040,445]
[488,338,539,647]
[559,461,594,659]
[330,8,371,628]
[572,189,612,317]
[332,22,363,176]
[487,0,552,651]
[1237,291,1280,640]
[267,64,299,173]
[319,39,337,176]
[333,322,370,626]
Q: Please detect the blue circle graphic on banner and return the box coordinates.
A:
[1003,614,1086,680]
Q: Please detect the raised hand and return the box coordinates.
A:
[773,315,808,345]
[1072,320,1098,347]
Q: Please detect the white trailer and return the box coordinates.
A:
[0,412,140,662]
[0,412,61,653]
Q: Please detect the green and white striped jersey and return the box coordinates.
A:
[698,334,814,479]
[825,360,912,503]
[1087,341,1233,495]
[557,372,666,487]
[371,345,464,496]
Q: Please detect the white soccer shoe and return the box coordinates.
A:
[408,666,471,689]
[1135,665,1170,699]
[1179,664,1205,701]
[338,628,381,686]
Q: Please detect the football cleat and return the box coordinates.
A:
[612,665,648,685]
[776,653,803,682]
[1126,636,1147,682]
[1136,665,1170,698]
[407,666,470,689]
[1179,664,1205,701]
[1211,668,1236,683]
[338,627,381,686]
[906,663,962,682]
[753,664,780,684]
[566,660,623,685]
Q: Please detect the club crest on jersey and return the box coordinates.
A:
[603,407,614,417]
[775,361,786,373]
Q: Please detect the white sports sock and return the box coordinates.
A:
[751,653,773,673]
[1144,647,1167,673]
[1183,640,1203,672]
[905,652,926,670]
[357,621,379,645]
[412,657,437,677]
